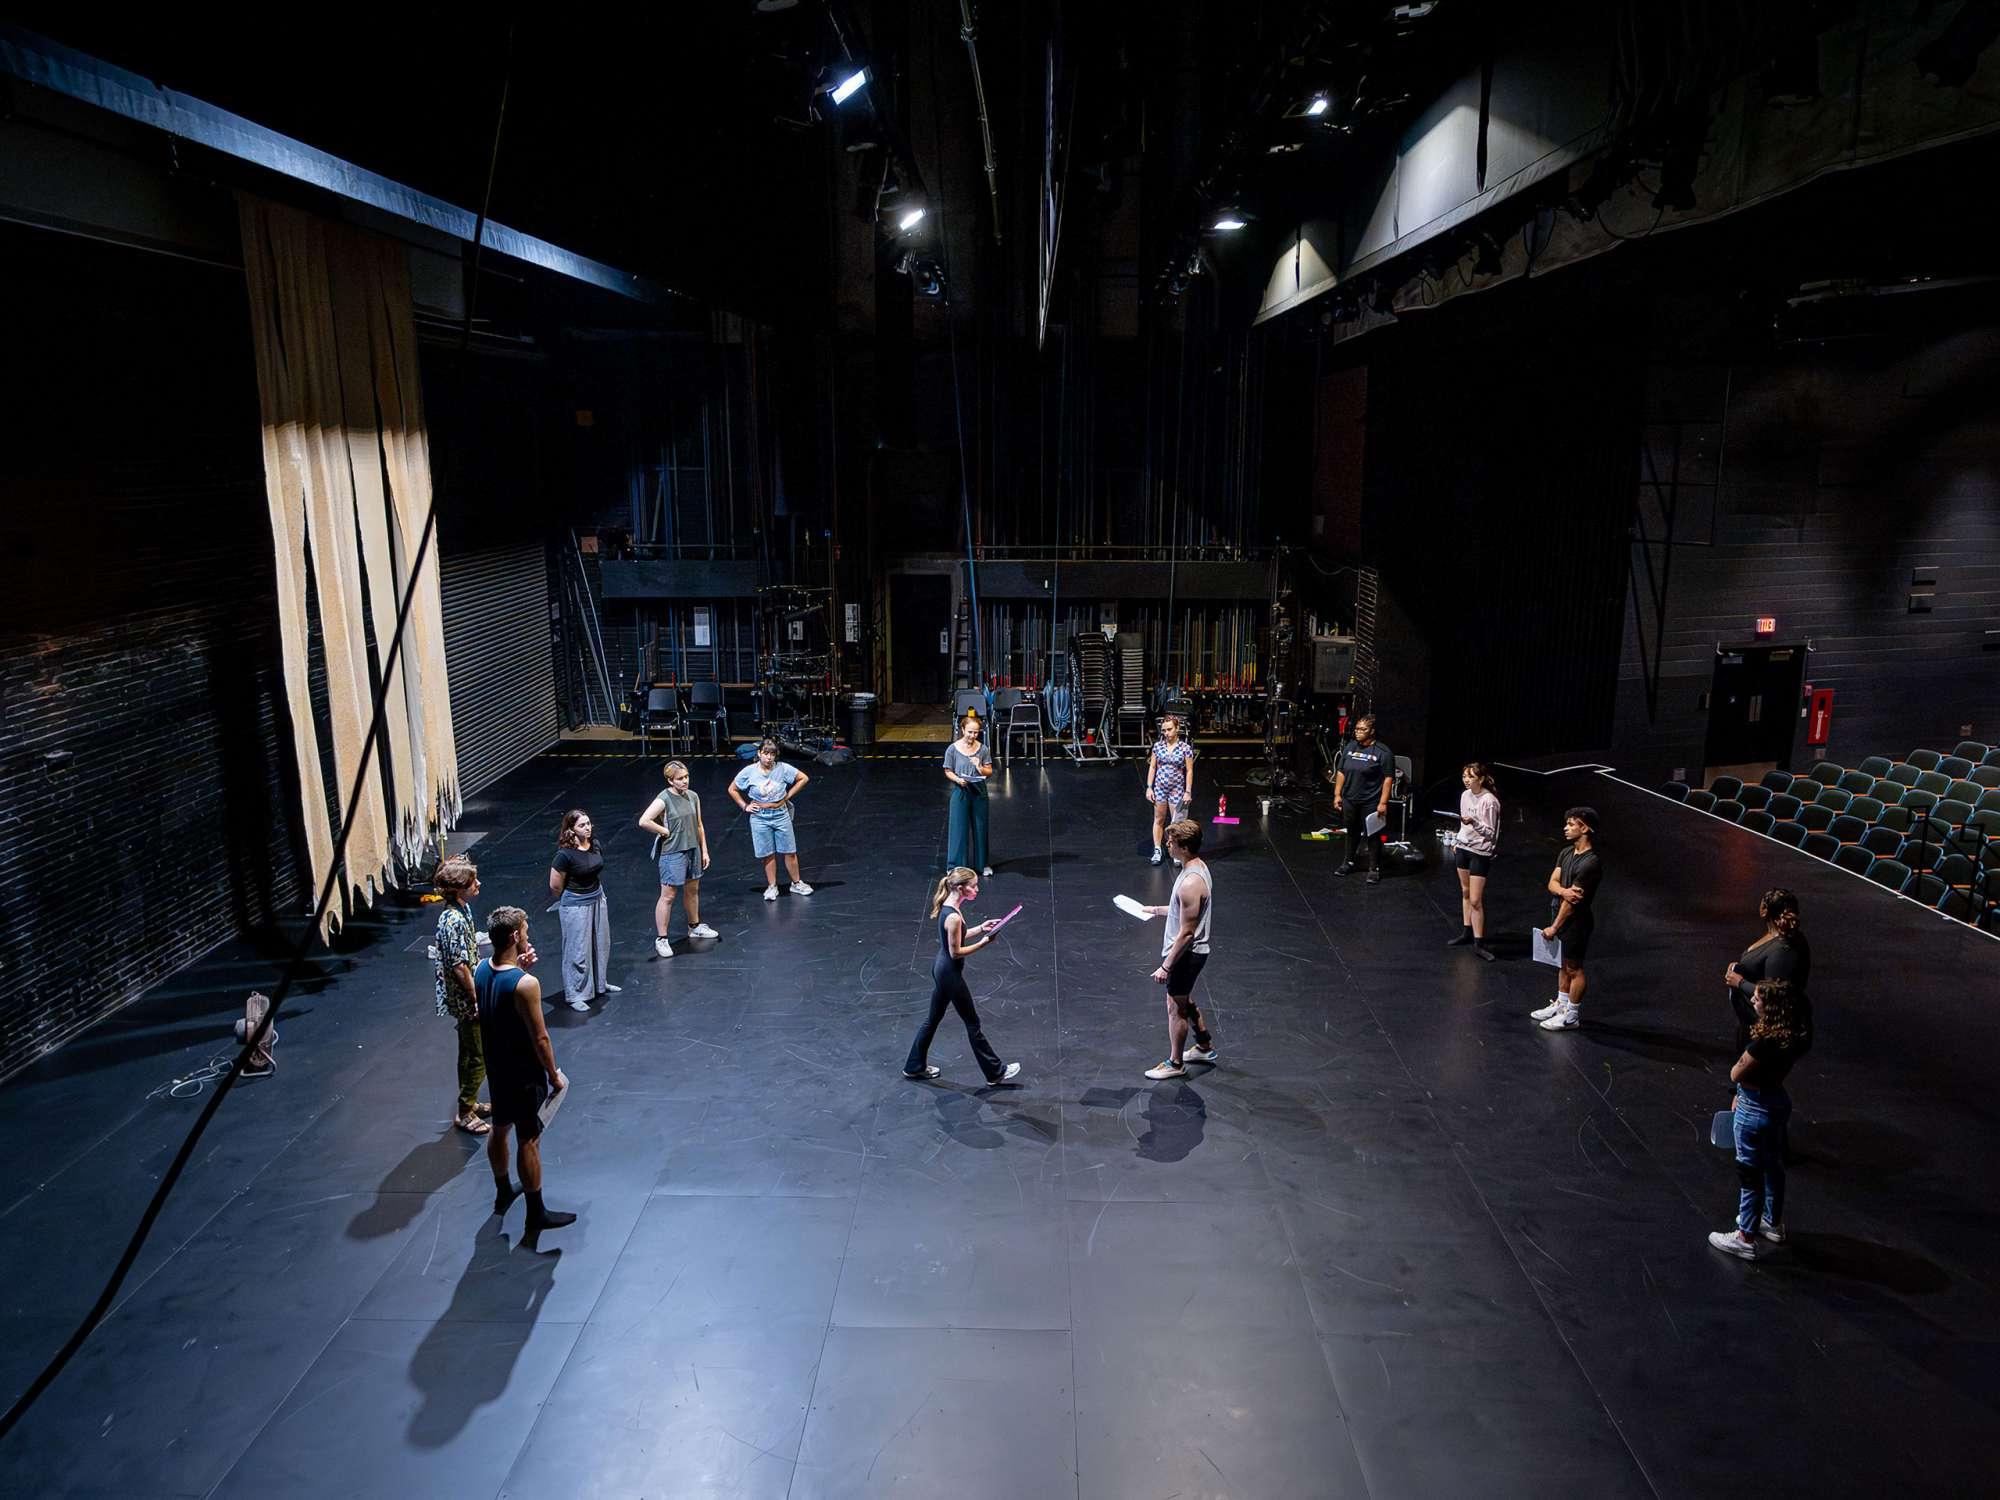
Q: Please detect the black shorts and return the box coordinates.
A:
[1164,949,1208,997]
[490,1080,549,1141]
[1557,919,1593,964]
[1453,848,1492,877]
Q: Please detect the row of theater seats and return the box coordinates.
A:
[1661,740,2000,932]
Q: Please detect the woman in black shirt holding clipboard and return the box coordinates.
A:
[1724,888,1812,1056]
[902,867,1022,1086]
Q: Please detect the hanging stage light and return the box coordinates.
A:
[1213,215,1247,231]
[898,206,927,231]
[830,68,868,105]
[1305,95,1330,117]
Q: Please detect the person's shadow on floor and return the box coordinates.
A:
[406,1219,559,1448]
[1136,1083,1207,1163]
[347,1134,481,1240]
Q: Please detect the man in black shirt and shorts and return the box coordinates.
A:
[1532,807,1602,1031]
[476,906,577,1239]
[1332,716,1394,885]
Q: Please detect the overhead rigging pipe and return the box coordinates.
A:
[958,0,1003,244]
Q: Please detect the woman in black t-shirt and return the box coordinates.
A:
[550,809,617,1013]
[1724,888,1813,1056]
[1709,979,1804,1261]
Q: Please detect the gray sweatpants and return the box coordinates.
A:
[558,887,610,1002]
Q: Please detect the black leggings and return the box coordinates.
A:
[1341,799,1380,869]
[905,966,1005,1081]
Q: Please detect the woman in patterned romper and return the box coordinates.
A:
[1144,714,1198,865]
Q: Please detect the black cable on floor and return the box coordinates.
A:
[0,26,517,1444]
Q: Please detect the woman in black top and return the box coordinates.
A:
[550,809,617,1013]
[902,867,1021,1085]
[1710,979,1805,1260]
[1724,888,1812,1056]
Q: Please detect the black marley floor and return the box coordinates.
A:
[2,749,1998,1498]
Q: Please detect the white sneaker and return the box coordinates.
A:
[790,881,814,895]
[1708,1229,1757,1260]
[992,1062,1022,1084]
[1183,1044,1218,1063]
[689,923,720,939]
[600,984,622,994]
[981,867,993,877]
[1757,1217,1786,1244]
[566,996,591,1013]
[1530,997,1566,1021]
[653,936,674,958]
[1537,1002,1579,1030]
[763,884,779,902]
[1150,847,1163,864]
[903,1064,942,1081]
[1144,1060,1188,1080]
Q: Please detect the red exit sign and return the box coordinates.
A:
[1754,616,1777,636]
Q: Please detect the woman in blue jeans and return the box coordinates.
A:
[1710,979,1806,1260]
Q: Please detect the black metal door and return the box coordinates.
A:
[1703,645,1805,769]
[890,574,950,704]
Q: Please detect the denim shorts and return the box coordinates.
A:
[751,813,796,858]
[657,848,698,886]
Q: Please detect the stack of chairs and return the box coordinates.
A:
[1659,739,2000,932]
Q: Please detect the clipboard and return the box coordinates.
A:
[989,903,1024,932]
[538,1080,568,1130]
[1364,811,1386,836]
[1113,894,1154,920]
[1710,1109,1735,1150]
[1531,929,1563,967]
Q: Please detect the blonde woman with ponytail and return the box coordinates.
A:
[902,867,1022,1084]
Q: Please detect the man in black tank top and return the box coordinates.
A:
[476,906,577,1240]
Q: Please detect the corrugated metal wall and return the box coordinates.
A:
[440,543,560,798]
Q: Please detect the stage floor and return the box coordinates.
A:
[2,752,1996,1498]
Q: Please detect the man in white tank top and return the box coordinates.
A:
[1143,819,1217,1080]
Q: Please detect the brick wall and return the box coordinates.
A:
[0,224,301,1079]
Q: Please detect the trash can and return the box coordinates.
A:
[845,692,877,747]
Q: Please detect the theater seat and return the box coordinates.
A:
[1938,854,1978,890]
[1833,844,1874,876]
[1954,740,1989,761]
[1809,763,1844,786]
[1713,799,1745,822]
[1740,810,1776,835]
[1660,781,1690,801]
[1760,769,1795,793]
[1903,841,1943,874]
[1802,831,1840,860]
[1869,779,1905,804]
[1709,775,1744,801]
[1984,748,2000,769]
[1912,873,1948,907]
[1846,796,1884,824]
[1857,755,1894,778]
[1965,808,2000,844]
[1915,770,1951,796]
[1867,859,1913,893]
[1877,805,1911,834]
[1978,789,2000,814]
[1901,788,1940,816]
[1770,820,1808,847]
[1686,789,1716,812]
[1738,785,1771,811]
[1827,814,1867,845]
[1766,793,1803,821]
[1799,805,1834,832]
[1939,755,1975,779]
[1887,763,1921,787]
[1935,798,1975,831]
[1906,749,1942,772]
[1837,768,1875,794]
[1814,788,1852,814]
[1946,778,1982,806]
[1859,826,1904,858]
[1972,766,2000,790]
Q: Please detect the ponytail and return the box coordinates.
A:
[928,866,979,918]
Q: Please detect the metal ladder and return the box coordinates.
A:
[562,532,617,725]
[1353,565,1381,713]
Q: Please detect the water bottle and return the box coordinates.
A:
[1217,794,1227,819]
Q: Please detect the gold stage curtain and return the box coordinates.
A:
[238,195,459,935]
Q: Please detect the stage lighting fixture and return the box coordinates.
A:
[830,69,868,105]
[1213,215,1247,231]
[899,207,926,231]
[1305,95,1330,116]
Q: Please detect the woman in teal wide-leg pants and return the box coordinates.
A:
[943,713,993,874]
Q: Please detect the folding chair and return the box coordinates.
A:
[640,686,687,757]
[684,680,729,752]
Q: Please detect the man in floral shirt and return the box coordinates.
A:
[433,856,488,1133]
